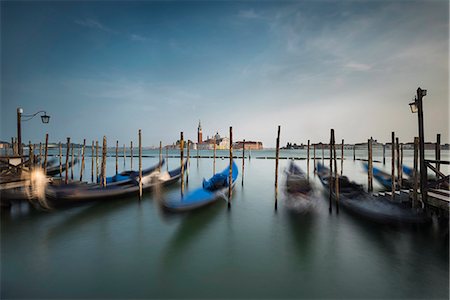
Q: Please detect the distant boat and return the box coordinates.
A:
[44,162,183,207]
[284,160,314,212]
[162,160,238,212]
[46,158,78,176]
[103,159,164,185]
[317,163,428,224]
[362,162,412,189]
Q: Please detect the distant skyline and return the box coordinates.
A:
[1,1,448,147]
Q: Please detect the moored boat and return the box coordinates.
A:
[162,161,238,212]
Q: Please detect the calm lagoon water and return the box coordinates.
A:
[1,149,449,299]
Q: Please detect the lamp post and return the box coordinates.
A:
[409,87,427,206]
[16,107,50,156]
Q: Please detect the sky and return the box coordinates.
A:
[1,0,448,148]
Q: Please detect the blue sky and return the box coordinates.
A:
[1,0,448,147]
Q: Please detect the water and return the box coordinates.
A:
[1,149,449,299]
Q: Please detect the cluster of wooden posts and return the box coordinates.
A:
[4,125,445,211]
[273,126,445,212]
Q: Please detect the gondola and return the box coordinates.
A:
[162,161,238,212]
[317,163,429,224]
[46,158,78,176]
[284,160,314,211]
[103,159,164,185]
[362,162,412,189]
[44,162,183,206]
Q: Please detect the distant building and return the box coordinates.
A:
[197,120,203,145]
[234,141,263,150]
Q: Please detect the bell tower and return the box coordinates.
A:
[197,120,203,144]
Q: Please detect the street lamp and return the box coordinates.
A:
[16,107,50,156]
[409,87,427,206]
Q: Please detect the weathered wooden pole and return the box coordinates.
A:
[39,142,42,165]
[180,132,185,197]
[313,143,316,173]
[213,138,216,174]
[329,129,334,213]
[368,138,373,192]
[241,139,245,186]
[400,143,404,184]
[436,133,441,172]
[101,136,107,187]
[186,140,190,185]
[159,141,163,171]
[130,141,133,170]
[228,126,233,209]
[65,137,70,184]
[413,137,419,207]
[115,140,119,175]
[95,140,99,183]
[396,137,401,189]
[28,141,34,168]
[333,131,339,213]
[166,146,169,172]
[43,133,49,174]
[59,142,62,178]
[138,130,142,199]
[341,139,344,176]
[80,139,86,181]
[391,132,395,200]
[91,141,94,182]
[416,88,427,206]
[275,125,280,210]
[70,143,74,180]
[383,144,386,165]
[123,144,126,167]
[307,139,310,179]
[353,145,356,161]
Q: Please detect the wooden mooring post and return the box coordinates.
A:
[436,133,441,172]
[313,143,316,173]
[159,141,163,171]
[180,132,185,197]
[341,139,344,176]
[307,140,310,179]
[91,141,94,182]
[213,139,216,174]
[28,142,33,168]
[400,143,404,183]
[80,139,86,181]
[95,140,99,183]
[101,136,107,187]
[43,134,49,174]
[333,131,339,213]
[166,146,169,171]
[228,126,233,209]
[413,137,419,207]
[39,142,42,165]
[115,140,119,175]
[65,137,70,184]
[186,140,190,185]
[241,139,245,186]
[71,143,74,180]
[59,142,63,178]
[353,145,356,161]
[123,144,126,167]
[329,129,334,213]
[322,143,324,162]
[275,125,280,210]
[138,130,142,199]
[396,137,401,189]
[383,144,386,165]
[391,132,395,200]
[368,138,373,192]
[130,141,133,170]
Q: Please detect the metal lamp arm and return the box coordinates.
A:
[22,110,47,121]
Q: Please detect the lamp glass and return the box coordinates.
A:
[409,102,418,113]
[41,114,50,124]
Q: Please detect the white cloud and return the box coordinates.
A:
[238,9,260,19]
[344,62,372,72]
[130,34,147,42]
[75,18,116,34]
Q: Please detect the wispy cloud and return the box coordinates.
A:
[75,18,116,34]
[238,9,261,20]
[344,62,372,72]
[130,34,147,42]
